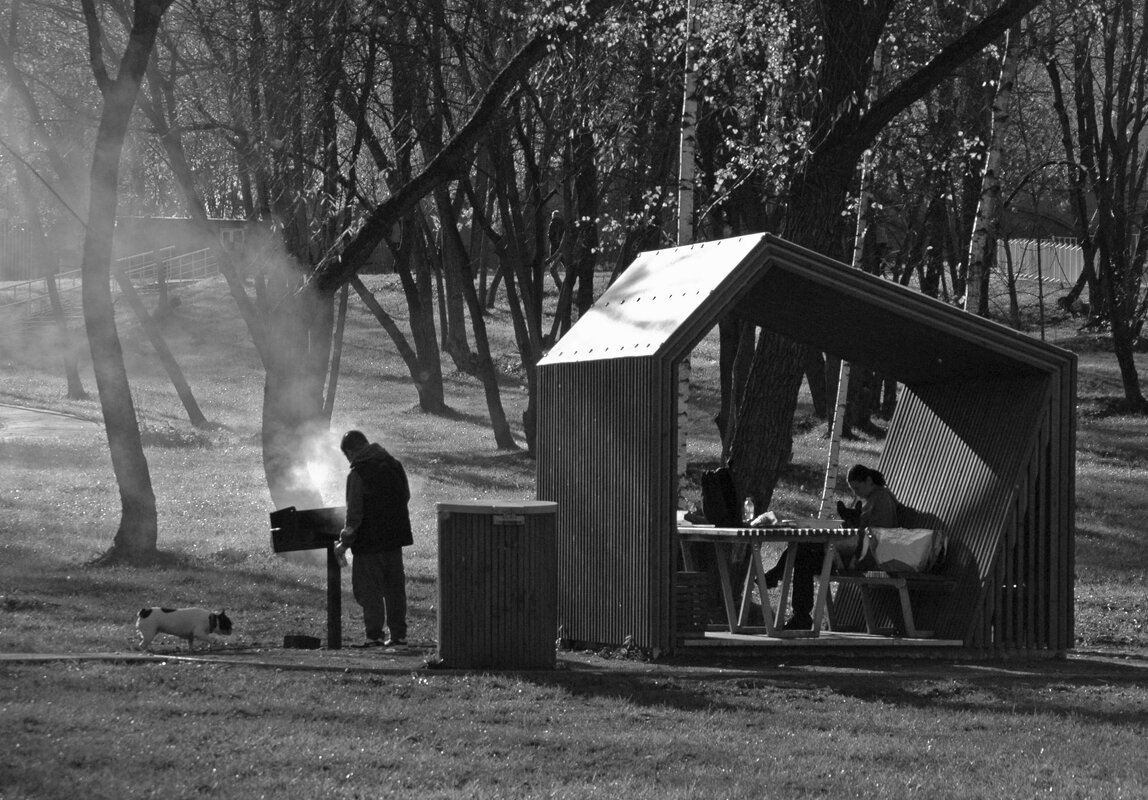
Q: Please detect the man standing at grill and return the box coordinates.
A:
[334,429,413,647]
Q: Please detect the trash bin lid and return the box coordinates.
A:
[436,500,557,515]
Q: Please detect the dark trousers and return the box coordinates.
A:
[352,548,407,640]
[766,544,825,621]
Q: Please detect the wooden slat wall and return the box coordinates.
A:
[437,507,557,669]
[1055,356,1077,651]
[536,358,676,653]
[880,377,1072,652]
[976,374,1075,655]
[537,361,1074,655]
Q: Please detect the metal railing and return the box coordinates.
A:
[0,247,218,322]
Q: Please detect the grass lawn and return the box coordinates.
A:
[2,271,1147,798]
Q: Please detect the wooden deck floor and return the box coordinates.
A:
[678,630,964,651]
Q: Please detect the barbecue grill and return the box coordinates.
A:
[270,505,345,649]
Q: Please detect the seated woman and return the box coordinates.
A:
[765,463,900,630]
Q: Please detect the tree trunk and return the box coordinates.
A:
[1000,237,1023,328]
[714,319,735,445]
[1110,320,1147,412]
[727,330,808,511]
[804,350,828,420]
[323,283,349,422]
[436,200,476,373]
[16,163,86,399]
[721,320,757,464]
[111,264,209,428]
[406,231,448,413]
[432,186,519,449]
[451,256,519,449]
[677,1,699,501]
[966,24,1020,317]
[571,129,600,316]
[80,0,174,561]
[1043,37,1101,322]
[922,188,948,299]
[45,262,87,400]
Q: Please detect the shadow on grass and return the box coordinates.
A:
[14,553,329,603]
[470,650,1148,722]
[410,449,536,494]
[508,652,1148,720]
[516,669,734,714]
[828,662,1148,725]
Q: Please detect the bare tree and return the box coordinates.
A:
[1043,0,1148,410]
[0,12,88,399]
[275,1,621,496]
[13,160,87,399]
[728,0,1043,511]
[80,0,176,562]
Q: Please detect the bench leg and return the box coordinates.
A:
[896,585,932,638]
[828,578,939,638]
[739,546,776,633]
[714,545,741,632]
[825,585,837,631]
[858,586,879,634]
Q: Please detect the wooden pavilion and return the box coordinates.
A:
[536,234,1076,657]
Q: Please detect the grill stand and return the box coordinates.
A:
[269,506,346,650]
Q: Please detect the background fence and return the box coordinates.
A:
[998,237,1085,288]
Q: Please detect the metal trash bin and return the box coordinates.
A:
[436,500,557,669]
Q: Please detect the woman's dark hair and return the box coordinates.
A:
[847,464,886,487]
[340,429,369,454]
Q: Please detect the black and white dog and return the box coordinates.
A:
[136,607,233,651]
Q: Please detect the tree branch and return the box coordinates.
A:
[80,0,111,94]
[854,0,1043,147]
[306,0,619,294]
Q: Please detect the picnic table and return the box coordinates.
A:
[677,523,860,638]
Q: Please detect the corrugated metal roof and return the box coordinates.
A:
[539,233,1075,386]
[540,235,768,364]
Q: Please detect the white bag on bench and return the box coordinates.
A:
[857,528,946,573]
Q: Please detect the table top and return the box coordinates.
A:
[677,525,860,543]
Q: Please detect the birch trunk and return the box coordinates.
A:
[677,0,699,508]
[818,45,883,519]
[966,25,1020,317]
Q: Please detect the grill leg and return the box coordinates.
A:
[326,544,342,649]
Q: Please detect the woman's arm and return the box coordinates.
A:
[861,487,900,528]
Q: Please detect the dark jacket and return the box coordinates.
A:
[342,443,413,554]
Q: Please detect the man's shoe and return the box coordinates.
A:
[353,638,384,648]
[782,615,813,631]
[383,637,407,647]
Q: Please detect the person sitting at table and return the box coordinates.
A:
[764,463,900,630]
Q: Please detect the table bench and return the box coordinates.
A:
[827,571,957,638]
[678,525,859,638]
